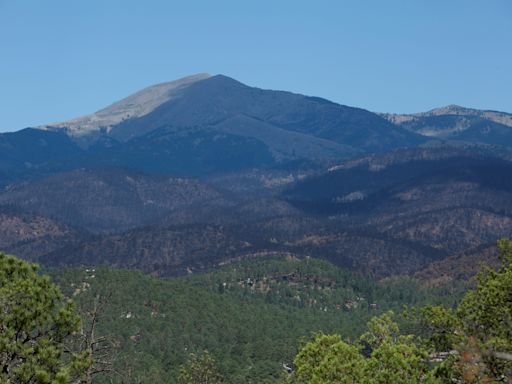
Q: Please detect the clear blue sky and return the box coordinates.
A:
[1,0,511,132]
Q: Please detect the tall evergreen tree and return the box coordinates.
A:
[0,253,87,383]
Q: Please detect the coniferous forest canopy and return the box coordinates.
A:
[1,241,512,382]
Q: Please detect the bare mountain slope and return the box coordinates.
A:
[40,73,210,137]
[381,105,512,146]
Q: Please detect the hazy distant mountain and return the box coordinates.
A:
[381,105,512,146]
[2,75,512,280]
[0,74,429,181]
[104,75,421,151]
[44,74,421,151]
[0,128,83,184]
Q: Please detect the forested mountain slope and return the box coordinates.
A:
[51,256,463,383]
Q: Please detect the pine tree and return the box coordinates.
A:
[0,253,87,383]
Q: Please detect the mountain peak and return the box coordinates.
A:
[425,105,474,115]
[40,73,211,137]
[191,74,249,90]
[32,73,423,157]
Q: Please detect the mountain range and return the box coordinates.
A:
[1,74,511,282]
[381,105,512,145]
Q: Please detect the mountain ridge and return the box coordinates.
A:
[37,74,422,150]
[0,74,427,182]
[382,105,512,124]
[39,73,211,137]
[380,105,512,145]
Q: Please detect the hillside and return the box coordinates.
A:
[0,209,86,260]
[283,146,512,276]
[0,128,83,185]
[0,168,226,233]
[51,256,464,383]
[1,145,511,279]
[414,243,502,286]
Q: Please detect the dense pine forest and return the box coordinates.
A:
[3,227,512,384]
[51,256,467,382]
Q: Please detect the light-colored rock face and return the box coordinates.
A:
[423,105,512,125]
[381,105,512,128]
[40,73,210,137]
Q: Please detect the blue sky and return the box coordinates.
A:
[1,0,511,132]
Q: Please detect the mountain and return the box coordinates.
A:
[40,73,211,138]
[2,145,510,279]
[381,105,512,146]
[44,74,423,152]
[104,75,422,152]
[0,128,83,185]
[3,75,510,382]
[1,75,427,182]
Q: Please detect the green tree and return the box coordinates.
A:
[360,312,438,383]
[359,310,400,349]
[178,351,224,384]
[452,238,512,381]
[415,239,512,382]
[293,333,365,384]
[291,314,438,384]
[365,337,438,384]
[0,253,87,383]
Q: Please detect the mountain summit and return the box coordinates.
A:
[381,105,512,145]
[39,74,423,155]
[40,73,211,137]
[5,76,512,182]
